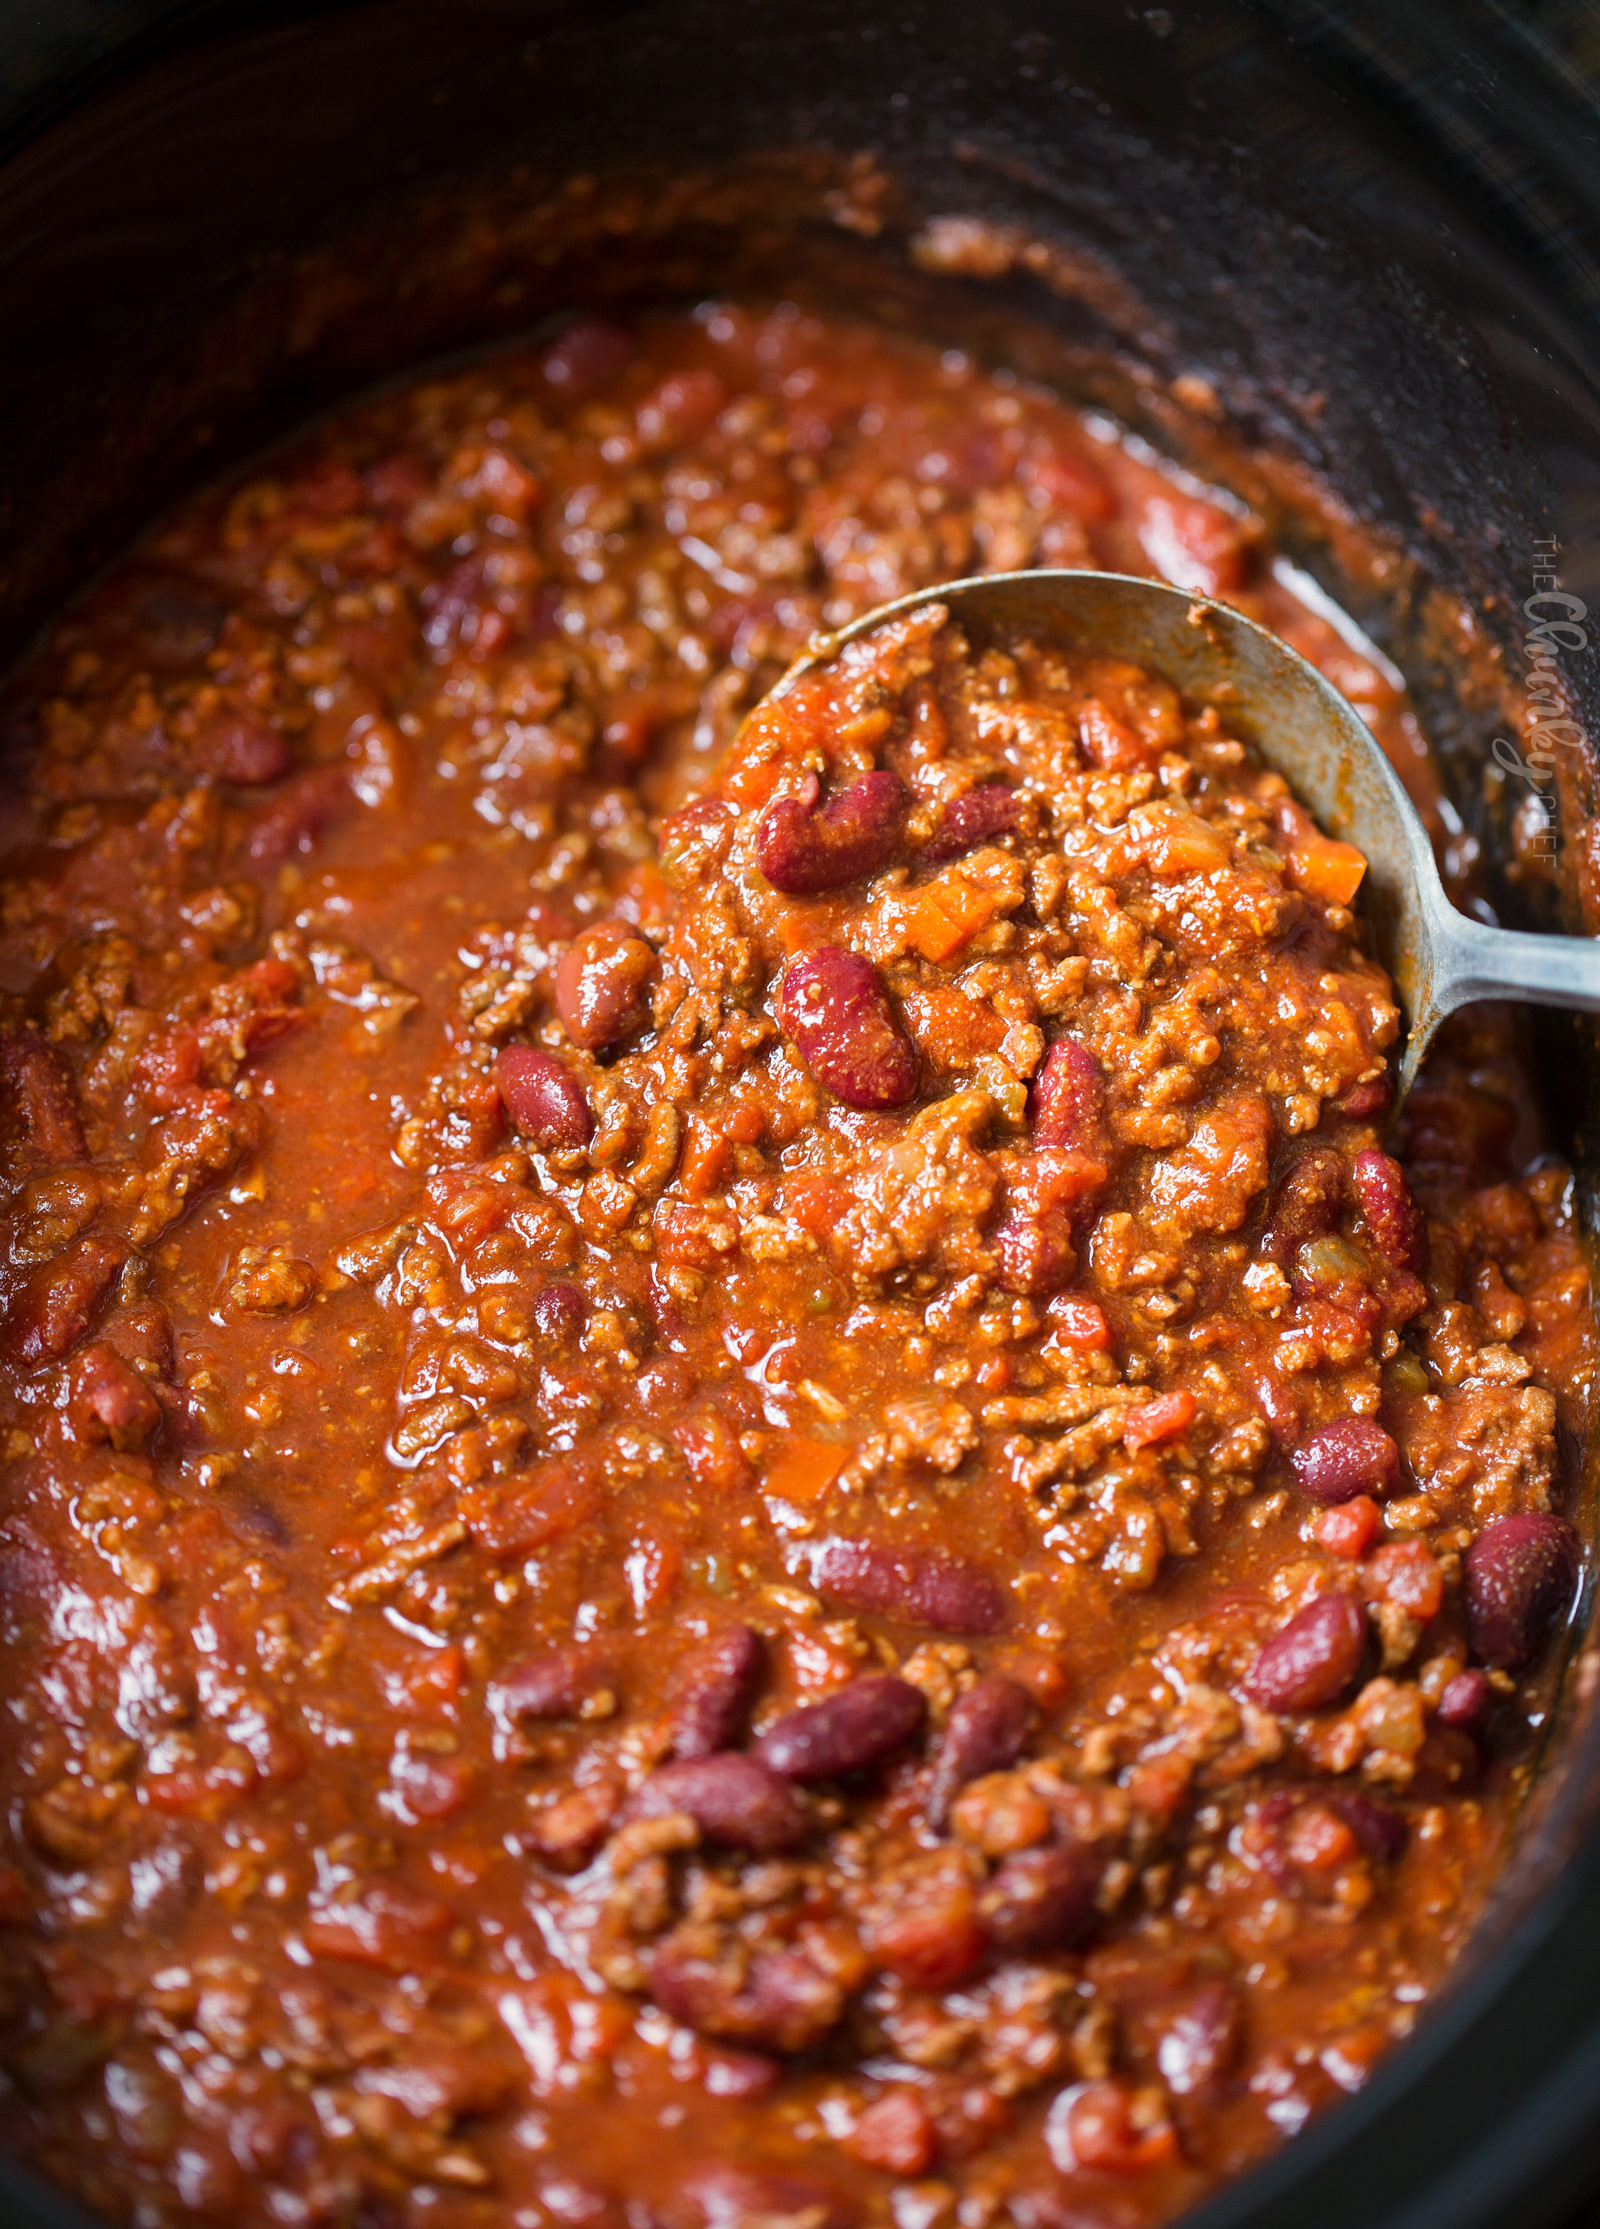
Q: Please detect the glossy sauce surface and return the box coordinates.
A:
[0,305,1590,2229]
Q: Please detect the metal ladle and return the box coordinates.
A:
[777,569,1600,1101]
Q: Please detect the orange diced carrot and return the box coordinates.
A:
[904,874,1002,963]
[1123,1388,1197,1450]
[1289,830,1367,906]
[764,1435,848,1502]
[1277,795,1367,905]
[834,706,893,750]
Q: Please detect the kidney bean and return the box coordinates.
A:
[979,1839,1100,1954]
[756,770,909,894]
[245,766,351,863]
[1156,1982,1242,2097]
[993,1202,1077,1297]
[1031,1037,1108,1154]
[6,1237,124,1369]
[1437,1667,1495,1732]
[923,782,1025,866]
[65,1343,161,1450]
[554,923,656,1053]
[1243,1592,1368,1713]
[927,1676,1038,1827]
[191,712,291,786]
[494,1044,593,1149]
[1337,1073,1393,1120]
[1,1030,86,1165]
[1352,1148,1426,1272]
[812,1536,1006,1635]
[488,1645,612,1731]
[755,1674,927,1782]
[1290,1418,1400,1504]
[779,948,917,1111]
[1464,1511,1579,1670]
[627,1753,807,1853]
[531,1282,587,1342]
[1323,1788,1407,1862]
[1259,1147,1345,1262]
[669,1625,766,1759]
[649,1941,844,2056]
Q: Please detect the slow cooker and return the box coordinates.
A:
[1,4,1599,2225]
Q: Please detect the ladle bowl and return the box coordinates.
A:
[777,570,1600,1101]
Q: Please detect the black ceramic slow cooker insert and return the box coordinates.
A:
[1,5,1599,2226]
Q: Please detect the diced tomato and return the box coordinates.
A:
[846,2089,937,2175]
[1366,1537,1444,1622]
[1047,1293,1113,1352]
[1123,1389,1197,1450]
[1316,1496,1382,1560]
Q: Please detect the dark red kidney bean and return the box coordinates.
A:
[6,1238,124,1369]
[494,1044,593,1149]
[65,1342,162,1449]
[1243,1592,1368,1713]
[927,1676,1038,1827]
[779,948,917,1111]
[1465,1511,1579,1670]
[1156,1982,1242,2097]
[0,1029,85,1165]
[1352,1148,1427,1271]
[650,1942,846,2059]
[1337,1074,1393,1121]
[979,1840,1100,1954]
[755,1674,927,1782]
[756,770,909,894]
[1290,1418,1401,1504]
[192,711,291,786]
[669,1626,766,1759]
[1323,1788,1407,1862]
[245,766,351,863]
[923,782,1024,866]
[812,1536,1006,1635]
[489,1645,612,1728]
[531,1282,587,1342]
[1437,1667,1495,1733]
[1030,1037,1107,1154]
[554,923,656,1053]
[993,1200,1078,1299]
[1259,1147,1345,1263]
[628,1752,807,1853]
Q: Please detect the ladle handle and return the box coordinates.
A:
[1431,908,1600,1018]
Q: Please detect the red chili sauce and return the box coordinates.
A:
[0,303,1590,2229]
